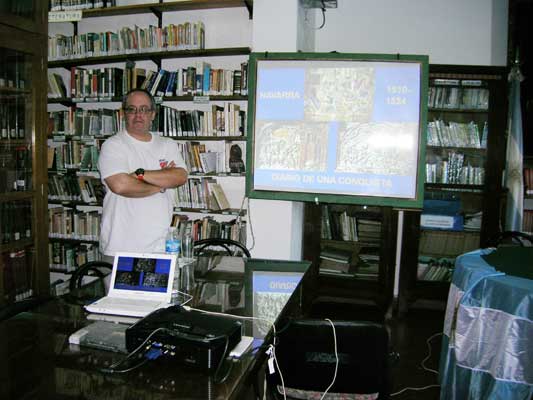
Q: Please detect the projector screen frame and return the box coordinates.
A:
[245,51,429,209]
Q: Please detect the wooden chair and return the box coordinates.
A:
[484,231,533,248]
[67,261,113,303]
[194,238,251,257]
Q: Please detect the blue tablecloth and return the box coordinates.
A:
[440,248,533,400]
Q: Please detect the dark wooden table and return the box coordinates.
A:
[0,257,316,400]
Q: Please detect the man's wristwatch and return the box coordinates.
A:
[134,168,145,181]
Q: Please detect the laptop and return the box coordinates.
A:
[85,252,177,318]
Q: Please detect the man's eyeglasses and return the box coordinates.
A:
[124,106,154,115]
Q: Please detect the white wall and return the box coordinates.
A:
[247,0,311,260]
[248,0,509,261]
[314,0,508,66]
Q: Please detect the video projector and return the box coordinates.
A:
[125,305,242,372]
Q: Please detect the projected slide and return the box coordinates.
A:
[252,59,422,200]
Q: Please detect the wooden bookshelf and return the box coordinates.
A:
[76,0,253,19]
[399,64,508,313]
[47,1,251,269]
[0,7,49,309]
[303,203,397,311]
[48,47,251,69]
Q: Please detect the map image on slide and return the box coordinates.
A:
[304,67,375,122]
[336,122,418,176]
[142,272,168,288]
[254,121,328,171]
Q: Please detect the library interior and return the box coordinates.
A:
[1,1,532,399]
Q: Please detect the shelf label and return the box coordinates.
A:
[432,79,460,86]
[49,10,82,22]
[461,80,483,87]
[193,96,210,104]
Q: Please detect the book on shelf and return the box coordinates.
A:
[319,246,353,264]
[523,210,533,235]
[48,72,67,98]
[463,211,482,231]
[524,167,533,195]
[417,257,453,282]
[354,260,379,279]
[199,151,218,174]
[419,230,480,257]
[319,258,352,275]
[209,182,231,210]
[2,249,32,302]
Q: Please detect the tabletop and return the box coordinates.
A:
[0,256,316,400]
[439,248,533,400]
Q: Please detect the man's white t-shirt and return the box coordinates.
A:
[98,130,186,256]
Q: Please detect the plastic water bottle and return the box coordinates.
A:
[165,227,181,256]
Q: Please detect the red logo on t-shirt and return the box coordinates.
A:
[159,159,168,168]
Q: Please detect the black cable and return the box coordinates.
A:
[317,1,326,29]
[100,327,167,374]
[216,356,235,384]
[100,356,150,374]
[213,335,231,383]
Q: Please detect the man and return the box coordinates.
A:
[98,88,188,257]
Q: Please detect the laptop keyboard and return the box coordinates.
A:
[100,297,162,310]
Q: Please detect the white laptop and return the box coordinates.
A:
[85,252,177,318]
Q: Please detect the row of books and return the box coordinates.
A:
[48,102,245,138]
[1,201,32,244]
[419,230,480,257]
[2,249,33,303]
[49,241,102,272]
[49,0,116,11]
[428,84,489,110]
[319,246,353,274]
[319,248,380,280]
[321,205,382,245]
[49,206,101,241]
[180,141,245,175]
[49,22,205,60]
[49,62,248,100]
[160,104,246,138]
[417,257,454,282]
[426,154,485,185]
[0,48,27,90]
[0,101,26,140]
[49,108,120,137]
[524,167,533,196]
[48,173,104,204]
[0,144,31,193]
[137,64,247,98]
[463,211,483,232]
[427,119,487,149]
[172,214,246,244]
[48,139,102,171]
[176,177,233,211]
[523,210,533,235]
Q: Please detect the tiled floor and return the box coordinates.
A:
[388,309,443,399]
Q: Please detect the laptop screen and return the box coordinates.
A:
[113,255,172,293]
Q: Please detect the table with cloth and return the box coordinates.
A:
[439,247,533,399]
